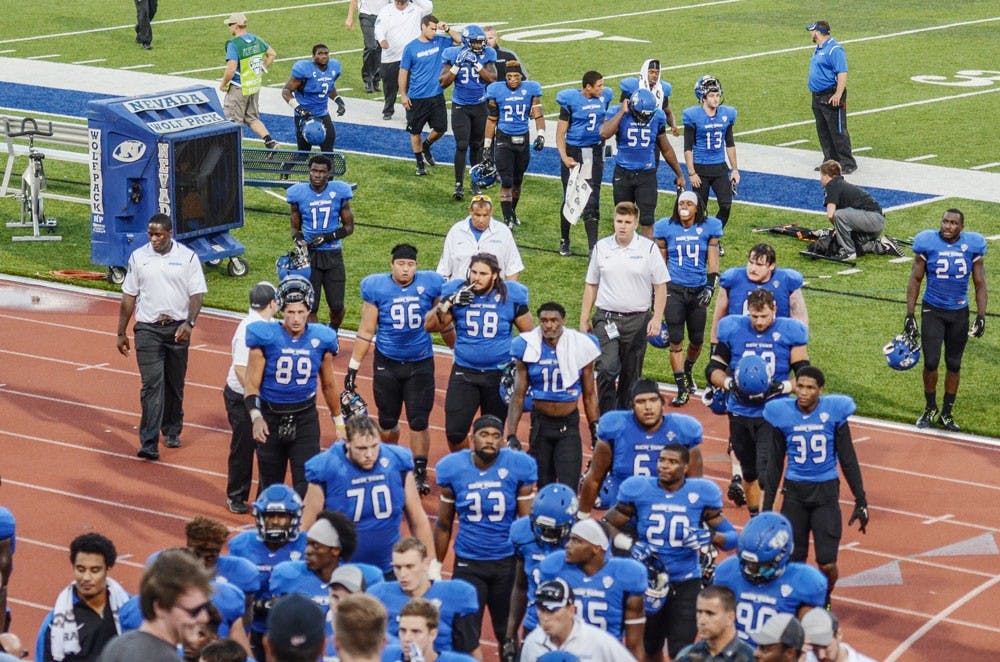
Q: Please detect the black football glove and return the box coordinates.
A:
[532,135,545,151]
[904,314,919,339]
[344,368,358,393]
[696,285,714,308]
[849,500,869,534]
[335,96,346,116]
[970,316,986,338]
[445,285,475,308]
[294,106,312,121]
[506,435,522,451]
[501,639,519,662]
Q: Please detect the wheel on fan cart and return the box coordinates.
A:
[107,266,126,285]
[227,256,248,277]
[207,258,223,266]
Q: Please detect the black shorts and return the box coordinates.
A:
[728,414,773,484]
[611,165,658,227]
[780,479,842,565]
[372,349,435,431]
[692,161,732,209]
[444,365,505,446]
[406,94,448,135]
[451,102,488,149]
[495,130,531,188]
[308,249,345,314]
[665,283,708,346]
[920,302,969,372]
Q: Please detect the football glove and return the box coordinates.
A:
[681,527,713,550]
[696,285,714,308]
[335,96,346,116]
[344,368,358,393]
[506,435,522,451]
[456,48,476,67]
[294,106,312,121]
[849,500,869,534]
[501,640,519,662]
[445,284,475,308]
[532,135,545,151]
[970,316,986,338]
[904,314,919,339]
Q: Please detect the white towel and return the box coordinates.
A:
[50,577,130,661]
[638,59,666,110]
[519,327,601,387]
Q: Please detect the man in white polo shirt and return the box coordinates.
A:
[580,201,669,413]
[116,213,207,461]
[374,0,433,121]
[437,194,524,281]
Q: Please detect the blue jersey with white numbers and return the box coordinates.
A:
[720,267,804,318]
[608,105,667,171]
[442,45,497,105]
[616,476,722,582]
[400,35,453,99]
[717,316,809,418]
[270,560,383,619]
[510,334,599,403]
[304,442,414,573]
[362,271,444,362]
[487,80,544,135]
[443,279,530,370]
[557,87,614,147]
[509,516,565,631]
[291,59,341,117]
[246,321,338,404]
[435,449,537,560]
[713,557,827,646]
[227,531,307,633]
[368,579,479,653]
[653,217,724,287]
[286,180,353,252]
[682,104,737,165]
[764,394,856,483]
[912,229,987,310]
[618,77,673,105]
[538,552,646,639]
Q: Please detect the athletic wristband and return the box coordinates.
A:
[780,380,793,395]
[250,410,263,423]
[244,394,262,414]
[474,62,483,72]
[348,358,361,371]
[576,511,591,521]
[612,533,634,553]
[483,137,492,149]
[332,226,349,240]
[287,98,300,110]
[707,272,719,290]
[333,414,345,427]
[450,65,459,75]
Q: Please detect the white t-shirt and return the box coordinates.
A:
[226,307,268,393]
[585,233,669,313]
[121,240,207,323]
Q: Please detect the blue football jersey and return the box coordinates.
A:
[0,506,15,551]
[508,516,565,631]
[616,476,723,582]
[713,557,827,646]
[286,180,354,251]
[912,229,987,310]
[227,531,307,632]
[538,552,646,639]
[305,442,414,573]
[246,321,339,404]
[607,105,667,171]
[368,579,479,653]
[216,554,262,595]
[442,279,530,370]
[682,104,738,165]
[271,560,383,618]
[211,580,246,638]
[717,316,809,418]
[556,87,614,147]
[362,271,445,362]
[653,217,725,287]
[400,35,453,99]
[618,77,673,105]
[290,58,342,117]
[442,45,497,105]
[764,394,856,483]
[487,80,543,135]
[510,333,599,403]
[436,449,537,560]
[720,267,804,318]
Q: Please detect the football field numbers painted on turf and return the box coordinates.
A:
[911,70,1000,87]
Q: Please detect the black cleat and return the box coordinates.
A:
[916,406,938,429]
[264,138,278,150]
[414,468,431,496]
[685,372,697,394]
[559,239,571,257]
[727,476,747,506]
[227,499,250,515]
[452,183,464,201]
[415,164,428,176]
[421,143,436,166]
[671,390,690,407]
[938,412,961,432]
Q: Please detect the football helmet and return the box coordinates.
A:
[301,118,326,146]
[629,89,657,125]
[647,320,670,348]
[734,354,770,397]
[499,359,517,404]
[461,25,487,54]
[276,243,311,281]
[252,484,303,544]
[630,541,670,613]
[883,333,921,371]
[694,74,723,101]
[340,390,369,422]
[738,511,794,585]
[470,160,498,189]
[531,483,578,546]
[275,274,315,310]
[701,385,728,415]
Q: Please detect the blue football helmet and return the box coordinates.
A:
[701,385,728,415]
[276,274,315,311]
[499,359,534,411]
[531,483,578,546]
[883,334,921,370]
[276,243,311,281]
[738,511,794,585]
[461,25,487,54]
[694,74,723,101]
[629,89,657,125]
[301,118,326,146]
[647,320,670,348]
[735,354,770,397]
[252,484,303,543]
[630,541,669,613]
[340,390,368,422]
[470,160,498,189]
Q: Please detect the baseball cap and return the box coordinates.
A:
[532,578,574,611]
[570,519,609,550]
[753,613,805,649]
[801,608,839,646]
[806,20,831,34]
[249,282,276,310]
[267,594,325,651]
[329,565,366,594]
[224,12,248,26]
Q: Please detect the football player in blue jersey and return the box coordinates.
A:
[762,366,869,606]
[346,244,447,496]
[683,75,739,243]
[244,275,344,496]
[440,24,498,201]
[579,379,704,517]
[281,44,346,154]
[504,483,578,660]
[287,154,355,329]
[556,70,614,256]
[905,208,988,431]
[537,519,647,658]
[707,288,810,516]
[227,484,307,661]
[369,537,481,657]
[435,415,538,649]
[600,88,685,239]
[506,301,600,488]
[302,416,434,575]
[619,59,680,137]
[426,252,533,450]
[383,598,478,661]
[603,444,738,661]
[484,60,545,228]
[653,191,723,405]
[0,506,13,633]
[712,512,827,647]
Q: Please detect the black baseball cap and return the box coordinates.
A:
[532,578,574,610]
[249,282,276,309]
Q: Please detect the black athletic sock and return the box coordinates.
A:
[415,152,424,166]
[925,391,937,410]
[414,456,428,475]
[501,200,515,222]
[684,359,696,374]
[673,371,686,392]
[941,393,956,415]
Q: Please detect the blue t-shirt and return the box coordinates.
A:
[556,87,615,147]
[245,321,339,404]
[227,530,307,633]
[442,45,497,105]
[290,58,342,117]
[361,271,445,362]
[808,38,848,92]
[608,104,667,171]
[682,104,738,165]
[508,516,565,631]
[764,394,856,483]
[442,279,530,370]
[720,267,804,318]
[510,333,599,403]
[304,442,414,573]
[435,449,537,560]
[400,34,454,99]
[487,80,544,136]
[286,180,354,252]
[653,217,724,287]
[912,229,987,310]
[368,580,479,653]
[616,476,723,582]
[270,560,383,618]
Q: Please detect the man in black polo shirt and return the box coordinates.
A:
[819,160,901,260]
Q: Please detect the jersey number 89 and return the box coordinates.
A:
[274,356,312,385]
